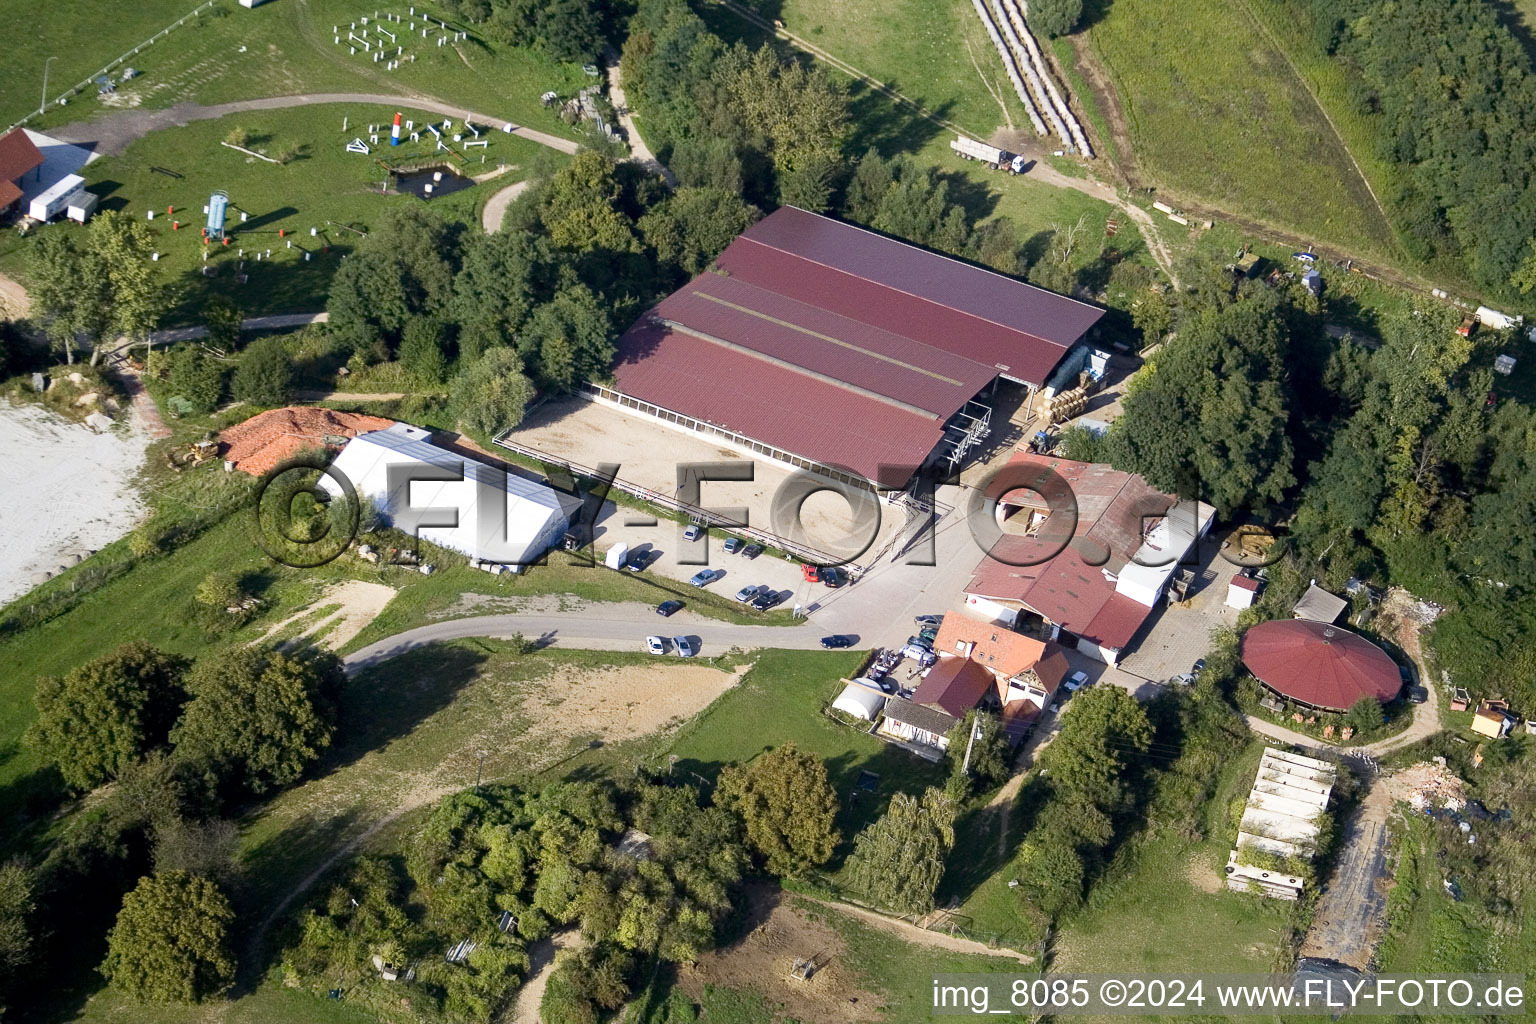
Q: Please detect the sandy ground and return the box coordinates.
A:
[505,397,907,561]
[676,885,880,1022]
[258,580,398,650]
[523,662,748,745]
[0,402,150,605]
[507,929,585,1024]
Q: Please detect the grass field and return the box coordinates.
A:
[0,490,792,839]
[16,0,585,139]
[0,104,552,320]
[665,648,949,845]
[1080,0,1395,255]
[777,0,1035,138]
[0,0,204,127]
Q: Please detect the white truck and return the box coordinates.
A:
[950,136,1027,174]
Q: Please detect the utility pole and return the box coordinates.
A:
[40,56,57,117]
[960,716,982,775]
[474,749,488,790]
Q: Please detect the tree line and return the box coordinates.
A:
[0,642,341,1016]
[1290,0,1536,299]
[1096,261,1536,712]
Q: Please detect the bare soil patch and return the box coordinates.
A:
[258,580,398,651]
[508,929,585,1024]
[676,885,881,1023]
[1186,852,1223,894]
[524,662,748,746]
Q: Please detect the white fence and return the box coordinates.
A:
[6,0,220,134]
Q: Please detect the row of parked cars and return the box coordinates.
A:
[645,635,696,657]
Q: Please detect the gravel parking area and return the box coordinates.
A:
[507,395,907,563]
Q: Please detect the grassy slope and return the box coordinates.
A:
[0,0,199,127]
[778,0,1031,136]
[1,104,544,319]
[944,739,1291,971]
[0,499,791,832]
[1082,0,1394,255]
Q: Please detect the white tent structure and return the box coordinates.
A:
[831,680,887,722]
[324,423,575,565]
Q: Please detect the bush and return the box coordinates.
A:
[231,335,293,405]
[453,347,536,437]
[166,345,225,413]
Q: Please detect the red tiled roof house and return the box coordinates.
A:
[876,608,1071,754]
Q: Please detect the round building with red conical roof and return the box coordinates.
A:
[1240,619,1401,712]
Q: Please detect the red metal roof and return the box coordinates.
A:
[723,207,1104,384]
[605,208,1104,487]
[966,453,1174,649]
[655,273,997,416]
[611,321,947,487]
[1241,619,1402,711]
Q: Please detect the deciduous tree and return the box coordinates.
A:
[453,346,537,436]
[27,643,188,791]
[171,646,341,795]
[101,871,236,1003]
[715,743,840,875]
[845,787,955,915]
[230,334,293,406]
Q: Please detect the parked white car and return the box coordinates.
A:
[1064,670,1090,692]
[645,635,668,655]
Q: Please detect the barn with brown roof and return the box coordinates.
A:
[962,453,1214,665]
[593,206,1105,490]
[1241,619,1402,712]
[0,129,45,213]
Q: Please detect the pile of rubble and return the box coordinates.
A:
[1392,758,1467,812]
[219,407,395,476]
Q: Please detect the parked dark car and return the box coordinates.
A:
[820,635,854,649]
[656,600,683,616]
[751,590,783,611]
[819,567,847,588]
[623,550,652,572]
[742,543,764,559]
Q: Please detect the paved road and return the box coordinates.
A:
[52,92,580,158]
[342,601,829,674]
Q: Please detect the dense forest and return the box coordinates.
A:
[1287,0,1536,299]
[1094,258,1536,711]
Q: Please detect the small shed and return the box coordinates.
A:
[1302,269,1323,297]
[831,680,886,722]
[1227,572,1262,610]
[1292,583,1347,624]
[1471,700,1514,740]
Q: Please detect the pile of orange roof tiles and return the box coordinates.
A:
[219,407,395,476]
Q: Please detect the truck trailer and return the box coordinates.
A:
[27,173,85,222]
[950,136,1027,174]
